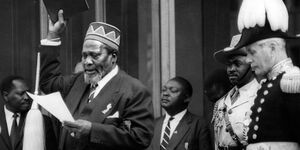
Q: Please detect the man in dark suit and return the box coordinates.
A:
[39,10,154,150]
[148,76,212,150]
[0,75,58,150]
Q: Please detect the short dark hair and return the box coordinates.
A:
[0,75,25,96]
[170,76,193,98]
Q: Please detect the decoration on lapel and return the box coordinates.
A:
[184,142,189,150]
[174,130,178,134]
[102,103,112,114]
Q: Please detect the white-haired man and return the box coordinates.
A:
[229,0,300,149]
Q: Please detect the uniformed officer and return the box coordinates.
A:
[228,0,300,149]
[212,34,260,150]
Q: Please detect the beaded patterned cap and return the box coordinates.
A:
[85,22,121,50]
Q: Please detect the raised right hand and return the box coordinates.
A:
[47,9,67,40]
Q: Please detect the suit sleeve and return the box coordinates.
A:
[283,92,300,143]
[44,116,59,150]
[39,45,80,97]
[197,119,213,150]
[281,69,300,143]
[89,82,154,149]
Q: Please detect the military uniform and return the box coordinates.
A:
[212,79,260,150]
[246,58,300,150]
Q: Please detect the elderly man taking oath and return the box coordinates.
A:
[39,10,154,150]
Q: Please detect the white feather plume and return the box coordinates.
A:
[238,0,288,32]
[264,0,288,32]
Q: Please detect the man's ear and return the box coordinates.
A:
[2,91,9,102]
[269,42,277,52]
[112,53,118,64]
[183,96,191,104]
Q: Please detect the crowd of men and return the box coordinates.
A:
[0,0,300,150]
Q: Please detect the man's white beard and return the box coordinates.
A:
[84,72,102,85]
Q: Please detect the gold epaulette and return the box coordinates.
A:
[280,66,300,93]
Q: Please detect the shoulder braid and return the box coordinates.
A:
[280,66,300,93]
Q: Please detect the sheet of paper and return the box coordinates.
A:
[27,92,74,122]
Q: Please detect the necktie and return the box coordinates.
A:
[88,84,98,103]
[160,116,174,150]
[10,113,19,150]
[230,87,240,104]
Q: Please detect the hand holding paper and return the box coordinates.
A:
[27,92,74,122]
[63,119,92,139]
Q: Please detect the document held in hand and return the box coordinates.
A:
[43,0,89,23]
[27,92,75,122]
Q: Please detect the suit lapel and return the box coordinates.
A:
[0,104,12,150]
[152,117,164,150]
[66,74,89,115]
[167,112,192,150]
[15,113,27,150]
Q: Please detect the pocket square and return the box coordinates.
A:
[107,111,119,118]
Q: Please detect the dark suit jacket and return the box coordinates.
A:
[39,45,154,150]
[0,100,58,150]
[148,111,212,150]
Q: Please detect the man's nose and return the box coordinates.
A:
[162,91,169,96]
[24,93,29,100]
[228,65,235,72]
[245,57,252,64]
[83,56,93,65]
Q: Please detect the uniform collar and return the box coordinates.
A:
[267,58,293,80]
[225,79,259,108]
[239,78,259,94]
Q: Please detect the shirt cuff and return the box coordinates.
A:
[40,38,61,46]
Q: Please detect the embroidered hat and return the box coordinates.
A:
[229,0,300,52]
[214,34,247,64]
[226,20,300,53]
[85,22,121,50]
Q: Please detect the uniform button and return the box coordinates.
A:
[253,134,257,139]
[273,76,277,80]
[228,109,232,114]
[260,98,265,104]
[267,83,273,88]
[263,90,269,95]
[254,125,259,131]
[255,117,259,122]
[257,107,262,113]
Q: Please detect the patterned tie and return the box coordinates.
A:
[10,113,19,150]
[88,84,98,103]
[230,87,240,104]
[160,116,174,150]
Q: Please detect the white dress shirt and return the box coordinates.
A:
[160,109,187,143]
[4,106,20,136]
[91,65,119,99]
